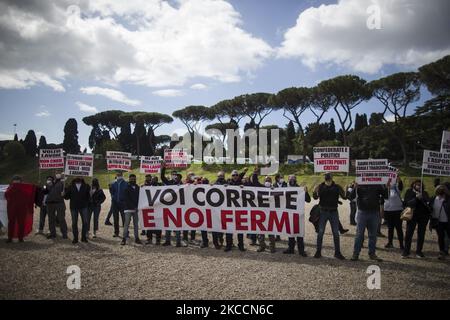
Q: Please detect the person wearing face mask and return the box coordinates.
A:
[383,176,404,250]
[212,171,227,249]
[64,177,91,244]
[121,174,142,245]
[272,173,287,242]
[110,172,127,238]
[402,180,431,258]
[251,169,276,253]
[349,180,389,262]
[46,173,68,240]
[143,174,162,245]
[183,172,197,245]
[160,161,187,247]
[88,178,106,239]
[429,185,450,260]
[312,173,347,260]
[283,175,311,256]
[36,176,53,235]
[224,168,248,252]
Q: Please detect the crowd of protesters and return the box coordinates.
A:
[1,163,449,261]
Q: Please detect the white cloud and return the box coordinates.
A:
[35,110,51,117]
[190,83,208,90]
[76,101,98,113]
[0,133,13,140]
[0,0,272,91]
[80,86,141,106]
[278,0,450,74]
[152,89,184,97]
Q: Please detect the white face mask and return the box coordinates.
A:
[264,182,272,188]
[279,179,285,185]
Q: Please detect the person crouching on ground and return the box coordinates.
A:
[350,180,389,262]
[121,174,142,245]
[283,175,311,257]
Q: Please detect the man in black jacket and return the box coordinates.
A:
[313,173,346,260]
[350,181,389,261]
[121,174,142,245]
[64,177,91,244]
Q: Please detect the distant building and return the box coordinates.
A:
[286,155,312,164]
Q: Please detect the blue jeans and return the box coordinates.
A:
[316,209,341,254]
[71,208,89,241]
[123,210,140,240]
[88,205,101,232]
[353,210,379,256]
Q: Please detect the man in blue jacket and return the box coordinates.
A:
[110,172,127,238]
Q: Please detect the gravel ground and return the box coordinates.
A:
[0,194,449,300]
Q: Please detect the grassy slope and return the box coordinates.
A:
[0,157,446,196]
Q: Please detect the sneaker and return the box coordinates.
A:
[369,254,383,262]
[121,239,126,246]
[283,249,295,254]
[155,240,161,246]
[135,239,143,245]
[340,229,349,235]
[72,239,78,245]
[93,232,97,239]
[384,243,394,249]
[214,244,221,250]
[224,246,232,252]
[62,234,68,239]
[351,254,359,261]
[416,252,425,258]
[334,253,346,260]
[238,245,246,252]
[35,230,44,235]
[314,251,322,259]
[46,235,56,240]
[113,234,119,238]
[181,240,188,247]
[81,238,88,243]
[401,253,409,259]
[250,241,258,246]
[200,242,209,248]
[105,221,112,226]
[162,241,171,246]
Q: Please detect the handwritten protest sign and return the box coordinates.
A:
[140,156,162,174]
[39,149,64,169]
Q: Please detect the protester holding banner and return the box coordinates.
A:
[313,173,346,260]
[383,176,405,250]
[183,171,197,245]
[4,176,36,243]
[88,178,106,239]
[143,175,162,245]
[212,171,227,249]
[46,173,68,240]
[110,172,127,238]
[64,178,91,244]
[160,162,187,247]
[350,181,389,262]
[402,180,431,258]
[283,175,310,256]
[429,185,450,260]
[121,174,142,245]
[224,168,248,252]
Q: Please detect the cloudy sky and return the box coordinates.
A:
[0,0,449,150]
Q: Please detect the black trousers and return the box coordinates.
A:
[183,230,196,241]
[226,233,244,247]
[437,222,450,253]
[350,202,357,225]
[212,232,223,246]
[384,210,404,246]
[112,201,125,236]
[288,237,305,253]
[146,230,162,241]
[201,231,209,244]
[404,216,429,255]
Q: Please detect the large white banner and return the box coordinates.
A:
[0,185,8,228]
[39,148,64,170]
[140,156,162,174]
[313,147,349,173]
[441,131,450,154]
[422,150,450,177]
[356,159,390,185]
[138,185,305,237]
[64,154,94,177]
[106,151,132,172]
